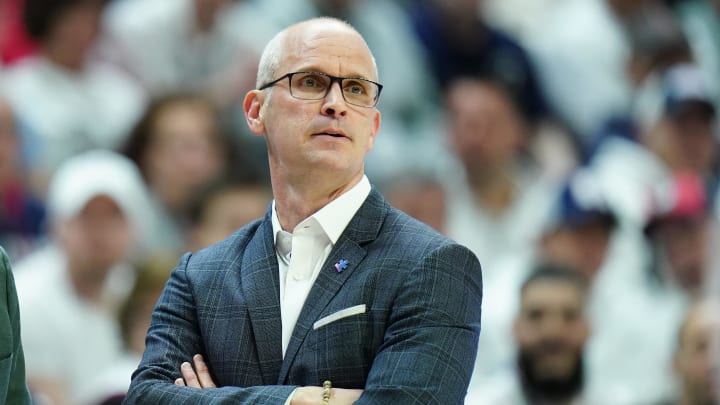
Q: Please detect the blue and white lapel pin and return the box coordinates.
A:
[334,259,349,273]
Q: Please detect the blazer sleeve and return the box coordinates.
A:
[124,253,296,404]
[357,242,483,404]
[0,247,33,405]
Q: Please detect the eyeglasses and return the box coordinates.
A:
[258,71,383,108]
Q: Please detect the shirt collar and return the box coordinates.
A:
[272,175,371,245]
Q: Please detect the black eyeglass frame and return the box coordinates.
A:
[258,71,384,108]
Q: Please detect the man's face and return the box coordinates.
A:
[674,305,720,405]
[49,1,104,61]
[247,23,380,183]
[446,81,525,173]
[514,280,589,383]
[146,101,224,200]
[59,195,133,274]
[666,105,717,175]
[543,222,613,279]
[655,217,709,292]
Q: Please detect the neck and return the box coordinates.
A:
[66,259,111,304]
[150,177,190,214]
[42,44,85,72]
[466,163,516,216]
[271,165,362,231]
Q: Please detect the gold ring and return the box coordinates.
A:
[322,380,332,405]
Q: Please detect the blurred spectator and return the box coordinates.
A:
[638,65,717,181]
[380,171,447,235]
[471,168,616,384]
[0,95,45,260]
[122,92,228,256]
[254,0,443,181]
[539,172,618,280]
[480,0,563,40]
[1,0,145,180]
[584,172,714,404]
[673,0,720,115]
[523,0,654,142]
[14,150,150,405]
[590,63,717,226]
[406,0,550,125]
[467,264,591,404]
[102,0,271,106]
[585,1,693,162]
[644,172,714,297]
[624,3,692,103]
[667,298,720,405]
[187,178,272,252]
[440,77,558,268]
[74,255,175,405]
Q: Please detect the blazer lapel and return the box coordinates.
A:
[278,189,388,383]
[240,213,284,384]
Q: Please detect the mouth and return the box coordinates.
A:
[313,129,348,139]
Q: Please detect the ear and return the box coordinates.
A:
[366,110,381,151]
[244,90,266,137]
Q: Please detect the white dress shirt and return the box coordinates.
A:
[271,176,371,357]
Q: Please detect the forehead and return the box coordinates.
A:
[521,280,584,310]
[78,195,125,215]
[280,23,376,80]
[448,82,515,115]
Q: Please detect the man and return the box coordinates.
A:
[126,17,483,405]
[467,265,589,404]
[0,246,32,404]
[3,0,145,174]
[538,172,617,281]
[470,168,614,381]
[670,299,720,405]
[15,150,149,405]
[441,76,558,269]
[644,172,712,296]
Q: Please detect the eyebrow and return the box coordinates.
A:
[291,66,374,81]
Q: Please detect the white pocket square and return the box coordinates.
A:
[313,304,367,330]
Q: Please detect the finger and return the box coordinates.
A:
[180,362,201,388]
[193,354,216,388]
[174,378,186,386]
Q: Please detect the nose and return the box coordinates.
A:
[321,82,348,118]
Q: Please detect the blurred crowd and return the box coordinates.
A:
[0,0,718,404]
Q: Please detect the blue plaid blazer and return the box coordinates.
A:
[125,189,483,404]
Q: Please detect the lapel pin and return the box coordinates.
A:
[334,259,349,273]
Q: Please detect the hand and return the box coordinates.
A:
[175,354,217,388]
[290,386,363,405]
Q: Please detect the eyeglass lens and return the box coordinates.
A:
[289,72,379,107]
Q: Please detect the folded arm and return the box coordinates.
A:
[124,253,296,404]
[356,243,483,404]
[175,355,362,405]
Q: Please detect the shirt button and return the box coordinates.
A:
[292,272,301,281]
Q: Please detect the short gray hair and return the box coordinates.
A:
[255,29,286,89]
[255,17,378,90]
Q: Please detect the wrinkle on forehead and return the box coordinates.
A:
[282,20,377,80]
